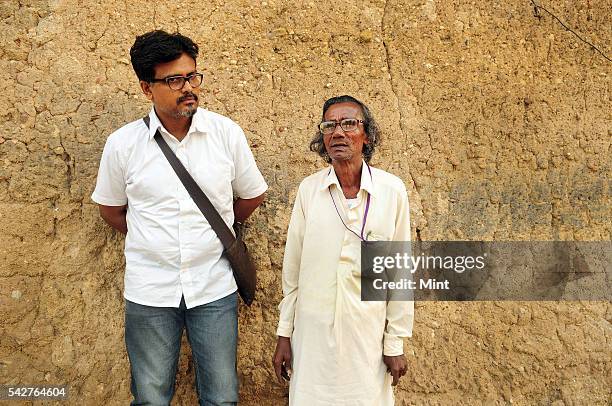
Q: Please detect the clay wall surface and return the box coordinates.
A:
[0,0,610,404]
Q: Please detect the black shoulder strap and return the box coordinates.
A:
[142,116,235,249]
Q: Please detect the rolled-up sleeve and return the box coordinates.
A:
[276,185,306,337]
[383,185,414,356]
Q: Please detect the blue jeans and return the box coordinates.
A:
[125,292,238,406]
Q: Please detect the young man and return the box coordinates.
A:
[92,30,267,405]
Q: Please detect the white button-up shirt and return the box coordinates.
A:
[92,108,268,308]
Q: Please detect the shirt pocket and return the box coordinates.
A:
[126,157,179,205]
[364,231,393,242]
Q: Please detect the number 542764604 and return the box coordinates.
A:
[1,385,68,400]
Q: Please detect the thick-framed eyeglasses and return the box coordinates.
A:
[319,118,364,134]
[150,73,204,90]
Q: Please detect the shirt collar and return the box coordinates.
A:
[146,107,209,140]
[320,160,376,197]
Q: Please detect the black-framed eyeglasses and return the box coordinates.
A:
[150,73,204,90]
[319,118,364,134]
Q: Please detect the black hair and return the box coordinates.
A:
[130,30,199,83]
[309,95,381,164]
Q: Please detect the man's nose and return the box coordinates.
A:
[331,123,345,137]
[181,79,194,91]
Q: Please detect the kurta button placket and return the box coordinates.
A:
[175,141,189,274]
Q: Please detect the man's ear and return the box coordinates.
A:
[140,80,153,101]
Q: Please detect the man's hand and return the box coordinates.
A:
[383,354,407,386]
[272,336,292,384]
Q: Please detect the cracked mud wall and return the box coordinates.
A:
[0,0,609,404]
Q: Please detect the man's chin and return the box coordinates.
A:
[330,153,352,163]
[178,105,198,118]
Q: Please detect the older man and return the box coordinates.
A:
[273,95,414,405]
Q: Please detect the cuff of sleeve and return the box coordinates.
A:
[383,335,404,356]
[276,322,293,338]
[91,193,128,206]
[238,183,268,200]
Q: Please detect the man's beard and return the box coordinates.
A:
[178,105,197,118]
[176,92,198,118]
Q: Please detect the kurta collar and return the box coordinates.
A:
[146,107,210,140]
[321,160,376,197]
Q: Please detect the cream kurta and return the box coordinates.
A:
[277,162,414,406]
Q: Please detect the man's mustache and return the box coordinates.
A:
[177,93,198,104]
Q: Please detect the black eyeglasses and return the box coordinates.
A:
[319,118,364,134]
[150,73,204,90]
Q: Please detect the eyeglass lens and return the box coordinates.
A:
[320,118,359,134]
[167,74,203,90]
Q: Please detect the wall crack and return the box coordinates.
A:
[381,0,425,228]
